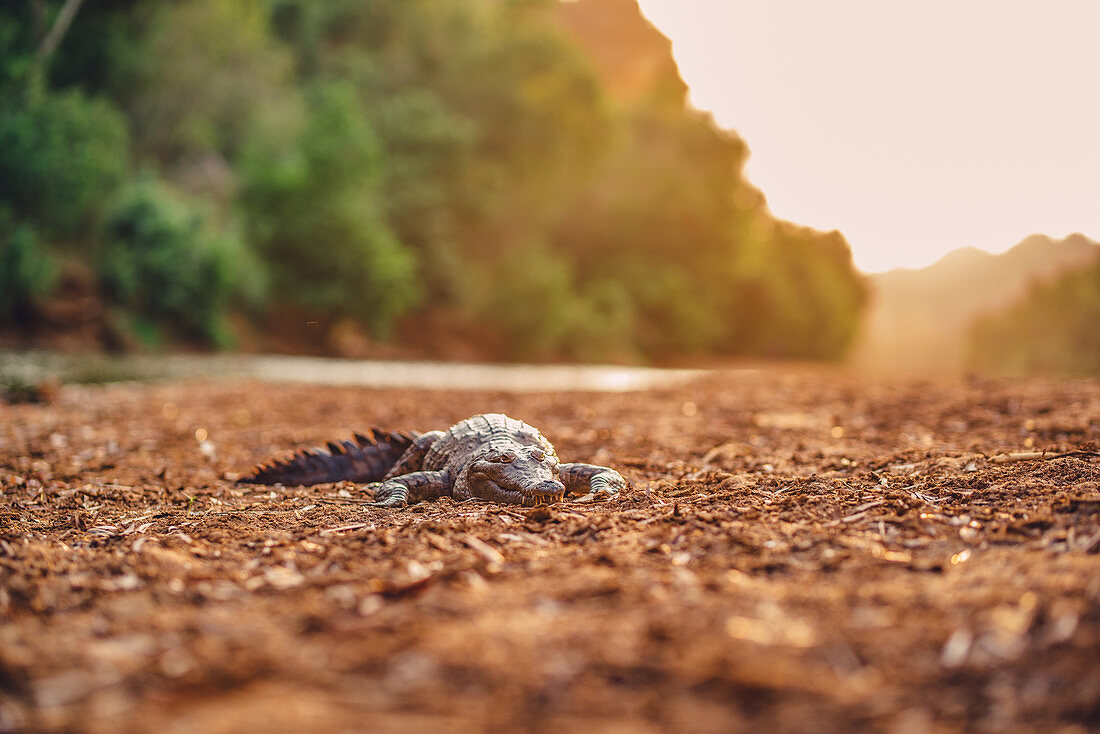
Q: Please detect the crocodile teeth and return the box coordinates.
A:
[520,491,569,506]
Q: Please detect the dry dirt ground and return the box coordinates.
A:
[1,368,1098,733]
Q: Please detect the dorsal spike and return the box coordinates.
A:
[240,428,418,486]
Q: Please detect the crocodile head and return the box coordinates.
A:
[467,445,565,506]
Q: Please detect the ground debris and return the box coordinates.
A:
[1,370,1098,733]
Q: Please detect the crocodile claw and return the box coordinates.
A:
[369,481,409,508]
[590,472,624,497]
[369,495,409,508]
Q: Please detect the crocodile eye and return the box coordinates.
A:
[500,451,515,463]
[531,449,545,461]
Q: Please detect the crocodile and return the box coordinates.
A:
[240,413,626,508]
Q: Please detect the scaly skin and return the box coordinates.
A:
[240,413,626,508]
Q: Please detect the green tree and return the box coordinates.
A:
[0,88,128,241]
[240,81,417,335]
[969,261,1100,374]
[99,177,264,347]
[0,0,869,361]
[0,206,56,324]
[123,0,293,165]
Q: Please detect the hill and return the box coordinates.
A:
[853,233,1100,371]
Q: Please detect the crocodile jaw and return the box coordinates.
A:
[469,467,566,506]
[476,479,566,506]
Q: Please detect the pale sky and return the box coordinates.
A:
[636,0,1100,272]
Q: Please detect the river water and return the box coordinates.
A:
[0,351,707,393]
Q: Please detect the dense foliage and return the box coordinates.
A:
[0,205,55,323]
[968,260,1100,374]
[98,177,264,347]
[0,0,865,359]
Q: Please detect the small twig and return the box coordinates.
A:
[990,450,1100,464]
[204,509,287,517]
[1050,450,1100,461]
[320,522,374,535]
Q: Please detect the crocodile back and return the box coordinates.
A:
[423,413,556,473]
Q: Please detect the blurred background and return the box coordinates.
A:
[1,0,1097,373]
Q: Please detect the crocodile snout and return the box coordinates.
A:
[519,479,565,507]
[531,479,565,496]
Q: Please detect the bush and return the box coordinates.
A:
[733,226,867,359]
[240,81,418,336]
[0,207,56,324]
[465,241,636,361]
[969,262,1100,374]
[0,89,128,240]
[121,0,294,163]
[98,178,263,347]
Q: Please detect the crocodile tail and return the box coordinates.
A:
[239,429,419,486]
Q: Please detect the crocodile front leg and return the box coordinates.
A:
[369,470,451,508]
[558,463,626,497]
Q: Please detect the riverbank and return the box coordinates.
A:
[2,368,1098,732]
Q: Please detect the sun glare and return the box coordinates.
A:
[637,0,1100,272]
